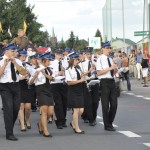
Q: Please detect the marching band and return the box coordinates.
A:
[0,41,118,141]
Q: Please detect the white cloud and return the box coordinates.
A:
[27,0,147,43]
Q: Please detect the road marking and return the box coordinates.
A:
[143,143,150,147]
[118,131,141,138]
[143,97,150,100]
[126,93,135,95]
[97,115,102,119]
[136,95,144,98]
[99,122,118,128]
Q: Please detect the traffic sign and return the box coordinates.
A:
[134,31,150,36]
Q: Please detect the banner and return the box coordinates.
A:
[89,37,101,49]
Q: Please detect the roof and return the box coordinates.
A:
[112,38,136,46]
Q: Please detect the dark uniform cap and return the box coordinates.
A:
[35,53,43,59]
[18,49,27,55]
[41,52,53,60]
[68,52,79,59]
[85,47,93,53]
[3,44,18,51]
[29,54,37,59]
[64,47,70,52]
[54,49,63,54]
[102,42,111,48]
[70,49,76,53]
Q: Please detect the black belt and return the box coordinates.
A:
[1,82,19,84]
[101,78,114,80]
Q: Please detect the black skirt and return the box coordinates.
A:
[19,79,35,103]
[36,83,54,107]
[67,83,84,108]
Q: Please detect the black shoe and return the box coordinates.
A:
[75,130,85,134]
[84,119,89,123]
[104,127,116,131]
[43,133,53,138]
[37,123,43,134]
[70,122,75,131]
[62,124,67,127]
[6,135,18,141]
[57,125,63,129]
[48,120,53,124]
[26,124,31,129]
[89,121,97,126]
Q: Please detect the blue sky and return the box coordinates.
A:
[27,0,147,43]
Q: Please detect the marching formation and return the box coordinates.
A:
[0,29,118,141]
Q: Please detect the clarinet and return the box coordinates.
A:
[77,63,91,92]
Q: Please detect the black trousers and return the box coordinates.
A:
[89,83,100,121]
[0,83,20,136]
[51,83,67,125]
[100,79,118,128]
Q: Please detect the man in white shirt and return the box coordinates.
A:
[50,50,67,129]
[62,47,70,69]
[79,47,100,126]
[96,42,118,131]
[0,44,26,140]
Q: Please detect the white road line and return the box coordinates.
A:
[99,122,118,128]
[121,91,127,93]
[143,97,150,100]
[97,115,102,119]
[136,95,144,98]
[126,93,135,95]
[143,143,150,147]
[118,131,141,138]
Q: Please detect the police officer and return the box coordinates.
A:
[96,42,118,131]
[0,44,26,140]
[50,50,67,129]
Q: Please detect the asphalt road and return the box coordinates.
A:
[0,79,150,150]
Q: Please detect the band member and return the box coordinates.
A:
[96,42,118,131]
[50,50,68,129]
[29,52,54,137]
[17,49,33,131]
[65,52,85,134]
[28,55,38,112]
[79,47,100,126]
[0,44,26,140]
[62,47,70,69]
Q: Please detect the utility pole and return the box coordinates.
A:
[122,0,125,52]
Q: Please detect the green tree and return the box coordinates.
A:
[0,0,50,46]
[66,31,76,49]
[58,37,66,49]
[95,29,103,48]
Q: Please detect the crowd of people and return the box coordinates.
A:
[0,28,149,142]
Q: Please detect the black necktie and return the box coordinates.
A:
[58,61,62,71]
[88,60,92,77]
[11,62,17,81]
[107,57,114,77]
[45,68,49,84]
[75,67,81,80]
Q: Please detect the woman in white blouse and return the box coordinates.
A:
[65,53,85,134]
[29,53,54,137]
